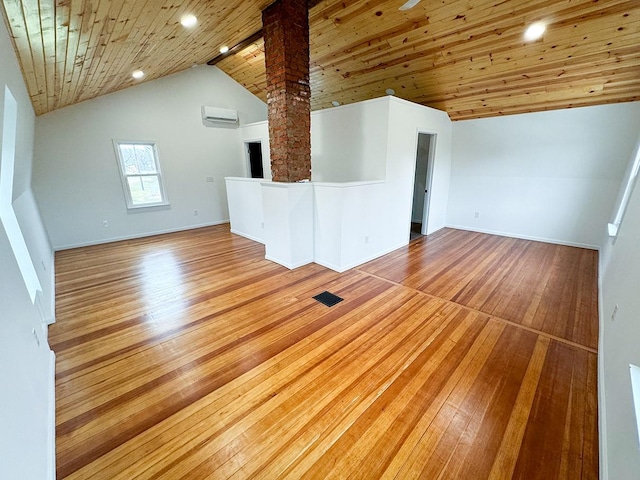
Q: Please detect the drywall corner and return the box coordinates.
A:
[597,252,608,480]
[47,349,56,480]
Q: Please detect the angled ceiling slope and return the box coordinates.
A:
[2,0,639,120]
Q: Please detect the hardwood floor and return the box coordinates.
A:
[50,226,599,479]
[361,229,599,351]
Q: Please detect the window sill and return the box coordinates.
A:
[126,202,171,213]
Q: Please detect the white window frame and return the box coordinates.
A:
[1,85,41,303]
[113,140,169,210]
[608,134,640,238]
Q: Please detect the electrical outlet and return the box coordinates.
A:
[194,210,199,216]
[261,222,264,229]
[611,304,619,321]
[102,220,109,228]
[474,212,480,219]
[365,235,369,244]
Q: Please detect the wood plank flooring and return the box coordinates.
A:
[361,229,599,350]
[50,225,599,479]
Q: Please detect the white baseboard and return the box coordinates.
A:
[265,255,314,270]
[315,241,408,273]
[445,224,599,250]
[339,242,408,272]
[54,220,230,251]
[426,224,446,236]
[47,349,56,480]
[48,263,56,325]
[230,229,265,245]
[313,258,343,272]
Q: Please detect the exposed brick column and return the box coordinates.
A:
[262,0,311,183]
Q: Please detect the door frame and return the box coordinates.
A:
[411,130,437,236]
[243,139,264,179]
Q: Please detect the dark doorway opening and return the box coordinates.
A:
[410,133,436,241]
[247,142,264,179]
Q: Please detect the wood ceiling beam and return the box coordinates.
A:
[207,29,265,66]
[207,0,324,66]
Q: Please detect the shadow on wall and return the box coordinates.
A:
[311,103,386,182]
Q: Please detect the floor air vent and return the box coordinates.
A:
[313,291,343,307]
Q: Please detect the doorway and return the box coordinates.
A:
[246,142,264,179]
[410,133,436,240]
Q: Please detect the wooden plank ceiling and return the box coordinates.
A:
[1,0,639,120]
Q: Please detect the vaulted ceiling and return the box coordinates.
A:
[2,0,639,120]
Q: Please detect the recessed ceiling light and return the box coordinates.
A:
[132,70,144,79]
[180,14,197,28]
[524,22,546,41]
[220,46,229,54]
[331,100,341,107]
[385,88,396,95]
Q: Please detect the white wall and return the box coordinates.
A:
[447,103,640,249]
[239,101,391,184]
[311,101,388,182]
[313,181,387,271]
[228,97,453,272]
[33,66,267,249]
[239,121,271,180]
[262,182,314,269]
[313,97,452,271]
[225,177,266,243]
[240,100,391,184]
[599,160,640,479]
[13,189,55,322]
[599,133,640,480]
[0,17,55,480]
[386,97,453,236]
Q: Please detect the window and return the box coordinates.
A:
[114,141,168,209]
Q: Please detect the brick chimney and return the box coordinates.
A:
[262,0,311,183]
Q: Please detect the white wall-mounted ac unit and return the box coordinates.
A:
[201,106,238,126]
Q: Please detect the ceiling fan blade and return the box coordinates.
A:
[399,0,421,10]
